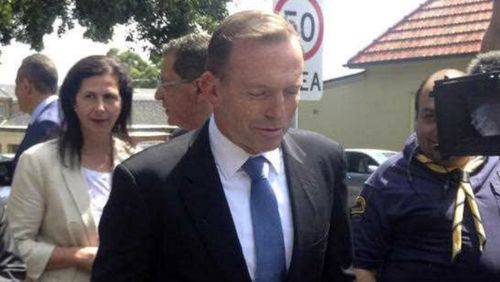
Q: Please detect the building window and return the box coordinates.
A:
[0,105,5,120]
[7,144,19,154]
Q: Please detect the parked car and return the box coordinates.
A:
[0,154,14,206]
[0,154,13,186]
[345,149,397,208]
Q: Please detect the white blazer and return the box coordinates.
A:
[7,138,136,281]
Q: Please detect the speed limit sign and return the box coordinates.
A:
[274,0,324,100]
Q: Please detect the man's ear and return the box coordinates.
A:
[199,71,221,107]
[194,79,208,104]
[20,77,33,96]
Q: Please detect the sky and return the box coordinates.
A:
[0,0,427,85]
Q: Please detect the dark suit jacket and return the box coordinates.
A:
[92,124,352,282]
[12,97,61,177]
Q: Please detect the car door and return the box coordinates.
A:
[345,152,379,208]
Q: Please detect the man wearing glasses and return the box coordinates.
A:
[155,33,212,137]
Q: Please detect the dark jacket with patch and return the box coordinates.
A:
[352,134,500,282]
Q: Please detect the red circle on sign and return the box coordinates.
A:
[275,0,324,60]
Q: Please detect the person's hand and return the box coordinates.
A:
[75,247,98,272]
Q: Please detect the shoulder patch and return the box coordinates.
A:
[350,196,366,217]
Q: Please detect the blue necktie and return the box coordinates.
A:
[242,156,286,282]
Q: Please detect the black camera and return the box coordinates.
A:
[432,72,500,158]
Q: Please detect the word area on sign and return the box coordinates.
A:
[301,71,322,92]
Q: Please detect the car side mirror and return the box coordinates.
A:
[367,165,378,173]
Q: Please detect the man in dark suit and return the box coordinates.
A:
[154,33,212,138]
[93,10,352,282]
[12,54,61,176]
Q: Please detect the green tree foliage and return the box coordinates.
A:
[0,0,228,58]
[107,48,159,88]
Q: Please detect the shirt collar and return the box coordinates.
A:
[208,116,282,179]
[30,95,58,125]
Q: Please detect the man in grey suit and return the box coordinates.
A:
[12,54,61,176]
[93,10,352,282]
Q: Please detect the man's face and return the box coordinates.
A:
[415,69,466,165]
[15,74,31,113]
[415,81,441,162]
[207,37,304,155]
[155,54,200,129]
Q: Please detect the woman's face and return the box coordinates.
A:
[74,74,122,139]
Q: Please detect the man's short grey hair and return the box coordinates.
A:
[162,33,210,80]
[467,51,500,74]
[206,10,300,78]
[17,53,58,94]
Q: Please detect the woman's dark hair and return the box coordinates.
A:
[58,55,133,167]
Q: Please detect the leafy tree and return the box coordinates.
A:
[107,48,159,88]
[0,0,228,58]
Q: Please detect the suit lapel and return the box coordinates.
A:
[61,164,96,243]
[58,138,130,245]
[281,133,322,279]
[178,125,251,282]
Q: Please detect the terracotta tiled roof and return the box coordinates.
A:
[347,0,493,67]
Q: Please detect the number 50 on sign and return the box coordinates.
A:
[274,0,324,101]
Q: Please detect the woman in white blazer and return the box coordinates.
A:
[8,55,137,281]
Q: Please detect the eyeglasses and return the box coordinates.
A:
[157,77,193,88]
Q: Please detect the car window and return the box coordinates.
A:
[371,151,397,164]
[346,152,377,174]
[0,160,12,186]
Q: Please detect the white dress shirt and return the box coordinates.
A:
[208,117,294,280]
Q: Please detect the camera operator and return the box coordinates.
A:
[351,69,500,282]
